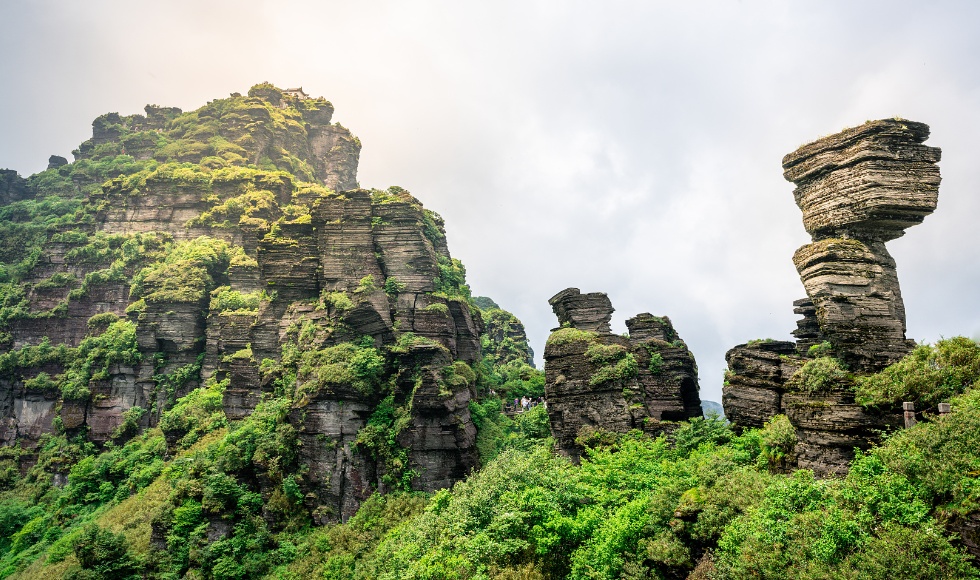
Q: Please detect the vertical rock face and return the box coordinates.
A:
[0,169,31,205]
[544,288,702,460]
[722,119,940,475]
[0,84,492,522]
[784,119,940,372]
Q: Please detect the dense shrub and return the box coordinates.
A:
[855,337,980,407]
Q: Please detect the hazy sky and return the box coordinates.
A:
[2,1,979,404]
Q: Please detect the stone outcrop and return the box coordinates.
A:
[548,288,613,333]
[784,119,940,372]
[782,389,902,476]
[544,289,702,460]
[722,340,802,430]
[722,119,941,475]
[0,169,31,205]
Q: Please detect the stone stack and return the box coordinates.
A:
[783,119,940,371]
[544,289,702,460]
[722,119,942,474]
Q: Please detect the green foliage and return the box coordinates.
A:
[319,290,354,312]
[434,256,471,297]
[787,356,852,394]
[383,276,407,295]
[758,414,797,472]
[470,399,552,464]
[546,327,599,348]
[355,274,376,293]
[647,351,664,374]
[421,209,445,244]
[354,395,415,490]
[86,311,120,330]
[672,415,733,455]
[589,351,638,386]
[482,360,545,399]
[209,285,262,314]
[295,342,386,399]
[158,379,227,449]
[61,320,141,400]
[131,236,233,304]
[68,524,141,579]
[152,355,203,409]
[855,337,980,407]
[808,340,834,358]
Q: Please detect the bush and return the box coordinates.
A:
[758,414,797,471]
[69,524,141,579]
[787,356,851,393]
[855,337,980,407]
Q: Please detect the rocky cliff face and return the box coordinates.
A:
[722,119,940,475]
[544,289,702,460]
[0,84,494,522]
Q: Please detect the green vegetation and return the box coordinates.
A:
[5,83,980,579]
[546,326,599,348]
[587,342,639,386]
[4,334,980,578]
[130,237,234,305]
[787,356,852,394]
[855,337,980,407]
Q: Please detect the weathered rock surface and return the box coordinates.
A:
[548,288,613,333]
[784,118,940,372]
[722,341,803,431]
[544,289,702,460]
[792,238,915,370]
[0,169,31,205]
[783,119,940,242]
[782,390,901,476]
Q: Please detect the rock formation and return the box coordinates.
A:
[0,169,30,205]
[785,119,940,371]
[0,84,497,522]
[722,340,802,429]
[544,289,702,460]
[472,296,535,367]
[722,119,941,475]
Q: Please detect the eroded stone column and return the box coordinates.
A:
[783,119,941,371]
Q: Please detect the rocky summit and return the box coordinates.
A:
[0,83,535,523]
[543,288,702,460]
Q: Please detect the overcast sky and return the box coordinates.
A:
[2,1,979,404]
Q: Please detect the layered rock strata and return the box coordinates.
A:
[721,340,802,430]
[784,119,940,371]
[722,119,941,475]
[544,289,702,460]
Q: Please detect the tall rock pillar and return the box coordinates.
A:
[783,119,941,371]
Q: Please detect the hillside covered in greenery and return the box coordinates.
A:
[0,85,978,579]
